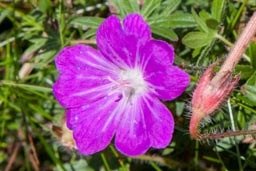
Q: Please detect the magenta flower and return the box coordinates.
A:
[53,14,190,156]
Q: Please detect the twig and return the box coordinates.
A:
[5,143,20,171]
[18,129,40,171]
[28,133,40,169]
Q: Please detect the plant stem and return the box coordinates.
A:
[194,141,199,171]
[215,33,233,47]
[215,33,251,62]
[214,147,227,170]
[109,145,127,171]
[199,129,256,139]
[212,12,256,85]
[101,153,111,171]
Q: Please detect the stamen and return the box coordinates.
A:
[106,68,147,101]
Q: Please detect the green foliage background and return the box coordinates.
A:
[1,0,256,170]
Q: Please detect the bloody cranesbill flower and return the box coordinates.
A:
[53,13,190,156]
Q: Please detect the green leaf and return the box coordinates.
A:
[243,71,256,104]
[199,10,213,22]
[169,12,196,28]
[0,151,7,163]
[25,38,48,54]
[38,0,51,13]
[237,110,246,128]
[126,0,140,13]
[71,17,104,29]
[205,18,219,30]
[235,65,255,80]
[29,104,53,120]
[211,0,226,22]
[55,160,94,171]
[247,42,256,68]
[182,31,215,48]
[140,0,161,18]
[246,71,256,85]
[243,85,256,103]
[203,156,221,164]
[175,102,185,116]
[160,12,196,28]
[236,94,256,107]
[192,9,209,32]
[161,0,181,15]
[162,142,175,155]
[35,50,58,65]
[150,25,178,41]
[0,9,11,24]
[192,47,201,57]
[215,136,244,152]
[108,0,125,17]
[248,0,256,5]
[109,0,139,17]
[82,28,97,39]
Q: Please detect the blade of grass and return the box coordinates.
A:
[100,153,111,171]
[150,161,162,171]
[230,0,248,30]
[227,99,243,171]
[58,0,65,48]
[1,81,52,93]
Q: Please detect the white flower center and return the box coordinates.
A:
[119,68,147,96]
[108,68,147,102]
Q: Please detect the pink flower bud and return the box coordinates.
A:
[189,63,240,139]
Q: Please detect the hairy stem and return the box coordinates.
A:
[211,12,256,85]
[215,33,251,62]
[199,129,256,139]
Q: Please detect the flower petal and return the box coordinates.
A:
[96,14,151,68]
[141,40,190,100]
[123,13,151,43]
[55,44,118,74]
[66,94,119,155]
[114,95,174,156]
[115,97,150,156]
[147,66,190,101]
[140,40,174,71]
[142,95,174,148]
[53,44,118,108]
[96,15,128,68]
